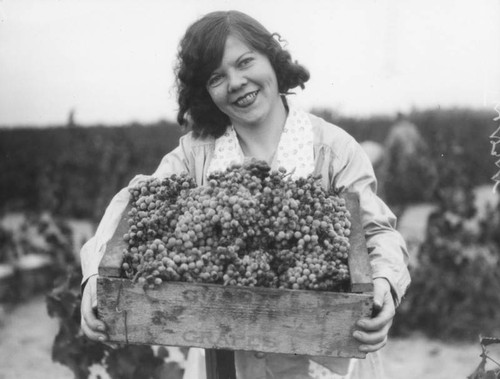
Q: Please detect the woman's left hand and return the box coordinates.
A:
[353,277,395,353]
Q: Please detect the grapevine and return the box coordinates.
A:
[121,160,352,291]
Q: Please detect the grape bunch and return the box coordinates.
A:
[121,160,352,291]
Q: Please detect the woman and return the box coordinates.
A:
[80,10,410,379]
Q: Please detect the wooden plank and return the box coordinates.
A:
[97,277,373,358]
[98,203,132,278]
[344,193,373,293]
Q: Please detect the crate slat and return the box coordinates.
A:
[344,193,373,293]
[98,278,372,358]
[99,205,131,278]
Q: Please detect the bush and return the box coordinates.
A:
[392,147,500,340]
[311,107,494,200]
[393,229,500,340]
[0,122,183,221]
[0,213,76,300]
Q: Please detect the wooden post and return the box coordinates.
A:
[205,350,236,379]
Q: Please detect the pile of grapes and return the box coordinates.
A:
[121,160,353,292]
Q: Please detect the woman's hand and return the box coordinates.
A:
[80,274,108,342]
[353,277,395,353]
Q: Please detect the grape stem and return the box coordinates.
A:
[283,167,296,178]
[132,270,144,283]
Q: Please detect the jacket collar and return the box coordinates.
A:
[207,106,315,179]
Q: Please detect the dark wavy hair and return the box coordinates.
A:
[175,10,310,139]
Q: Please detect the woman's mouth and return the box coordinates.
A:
[234,91,259,107]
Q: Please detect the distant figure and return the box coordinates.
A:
[67,109,76,127]
[387,113,423,156]
[380,112,437,205]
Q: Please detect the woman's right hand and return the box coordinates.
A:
[80,274,108,341]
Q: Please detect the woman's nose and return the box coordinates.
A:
[227,70,247,92]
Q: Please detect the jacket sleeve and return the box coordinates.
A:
[333,138,411,306]
[80,138,193,288]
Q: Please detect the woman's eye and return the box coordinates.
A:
[207,74,223,87]
[239,57,253,67]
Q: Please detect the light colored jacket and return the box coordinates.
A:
[80,111,410,378]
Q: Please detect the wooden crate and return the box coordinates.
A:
[97,193,373,358]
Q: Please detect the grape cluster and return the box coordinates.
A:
[121,160,352,291]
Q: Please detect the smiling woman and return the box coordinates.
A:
[175,11,310,164]
[79,9,411,379]
[175,10,309,141]
[205,35,283,132]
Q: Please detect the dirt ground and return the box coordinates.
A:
[0,295,486,379]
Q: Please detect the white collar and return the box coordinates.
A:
[207,106,315,179]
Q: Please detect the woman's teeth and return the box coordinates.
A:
[235,91,257,107]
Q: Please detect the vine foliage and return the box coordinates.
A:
[46,266,185,379]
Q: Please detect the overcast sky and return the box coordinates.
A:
[0,0,499,127]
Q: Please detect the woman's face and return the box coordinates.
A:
[206,34,281,128]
